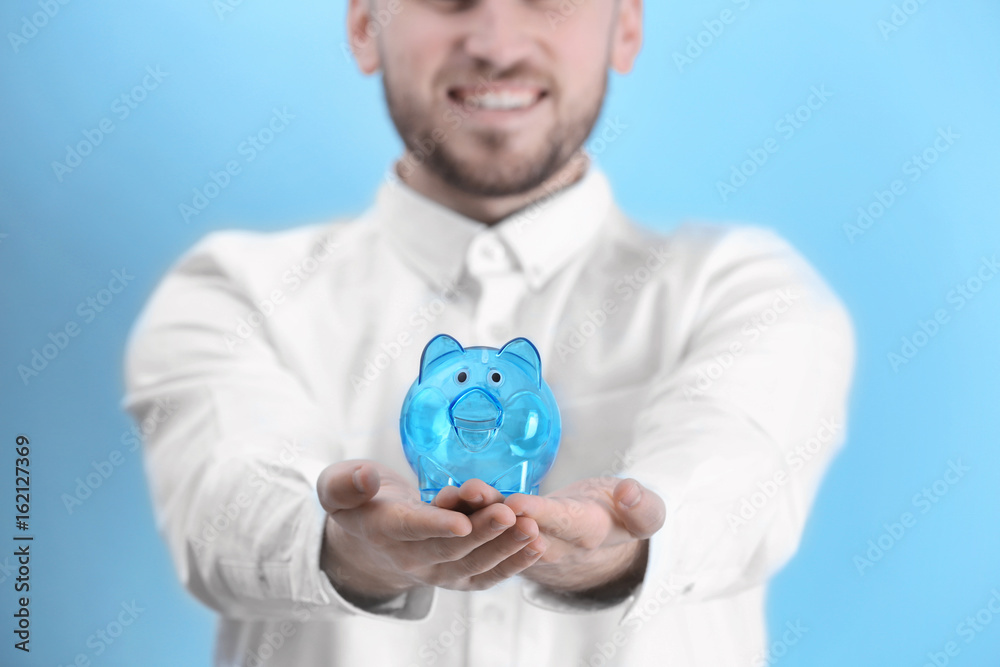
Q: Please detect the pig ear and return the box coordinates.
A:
[419,334,465,383]
[497,337,541,388]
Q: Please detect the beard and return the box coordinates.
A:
[383,66,607,198]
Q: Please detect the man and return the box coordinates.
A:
[123,1,854,665]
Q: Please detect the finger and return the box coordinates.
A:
[416,502,517,561]
[612,479,666,540]
[316,460,380,514]
[365,501,473,541]
[466,532,548,590]
[432,479,505,514]
[458,478,506,509]
[431,485,463,510]
[451,516,541,582]
[505,493,610,548]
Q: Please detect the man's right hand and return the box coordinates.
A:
[316,460,546,604]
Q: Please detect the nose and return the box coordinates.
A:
[450,387,503,452]
[462,1,535,71]
[450,387,503,430]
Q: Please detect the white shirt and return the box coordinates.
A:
[123,158,855,667]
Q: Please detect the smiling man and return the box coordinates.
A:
[369,0,617,216]
[124,1,854,665]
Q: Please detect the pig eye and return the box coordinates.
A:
[456,370,469,384]
[488,370,503,386]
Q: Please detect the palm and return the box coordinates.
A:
[505,476,666,593]
[318,461,547,597]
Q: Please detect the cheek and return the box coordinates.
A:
[548,25,611,100]
[550,60,606,121]
[381,18,454,92]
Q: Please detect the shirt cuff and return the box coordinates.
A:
[611,475,700,625]
[520,577,641,615]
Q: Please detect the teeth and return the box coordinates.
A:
[461,90,538,111]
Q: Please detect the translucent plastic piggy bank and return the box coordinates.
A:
[400,334,561,502]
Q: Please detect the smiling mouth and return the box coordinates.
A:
[450,387,504,452]
[453,413,502,451]
[447,85,548,112]
[454,425,498,451]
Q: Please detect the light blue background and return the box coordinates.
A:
[2,1,999,665]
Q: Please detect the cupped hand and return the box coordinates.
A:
[316,460,548,602]
[503,477,665,594]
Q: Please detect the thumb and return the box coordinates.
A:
[316,460,381,514]
[612,478,666,540]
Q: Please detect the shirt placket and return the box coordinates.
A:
[466,231,526,346]
[464,581,522,667]
[460,232,526,667]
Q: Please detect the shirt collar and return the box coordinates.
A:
[374,154,613,292]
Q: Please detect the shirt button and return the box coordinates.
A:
[480,242,501,260]
[470,234,510,271]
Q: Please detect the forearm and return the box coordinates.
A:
[622,406,796,602]
[319,517,419,604]
[529,539,648,601]
[618,226,855,604]
[123,238,357,619]
[622,330,853,601]
[143,413,334,618]
[148,428,438,621]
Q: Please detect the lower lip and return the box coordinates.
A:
[447,92,548,127]
[456,427,497,451]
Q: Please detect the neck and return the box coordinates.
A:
[395,151,590,226]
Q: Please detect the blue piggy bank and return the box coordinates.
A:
[400,334,561,502]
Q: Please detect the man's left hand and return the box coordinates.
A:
[503,477,666,595]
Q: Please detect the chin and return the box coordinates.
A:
[449,165,549,197]
[438,146,564,197]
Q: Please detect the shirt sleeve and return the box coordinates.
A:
[612,224,856,621]
[121,232,435,622]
